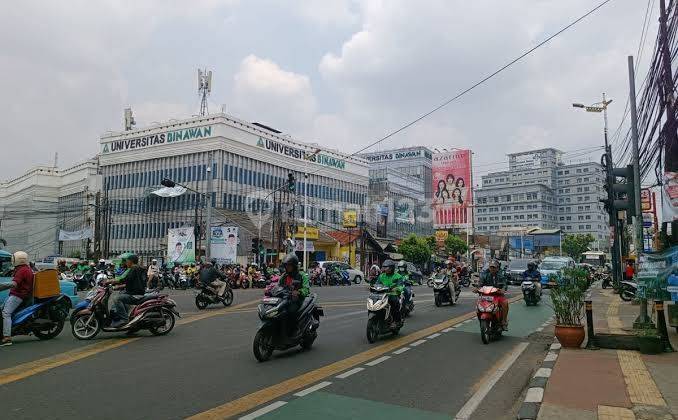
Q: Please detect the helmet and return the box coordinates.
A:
[151,259,157,263]
[527,261,536,270]
[12,251,28,267]
[489,260,499,269]
[210,258,217,265]
[119,252,133,262]
[397,261,408,271]
[282,253,299,267]
[382,259,395,269]
[99,259,105,263]
[89,262,96,266]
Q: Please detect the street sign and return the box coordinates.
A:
[641,188,652,212]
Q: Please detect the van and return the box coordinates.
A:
[539,256,575,287]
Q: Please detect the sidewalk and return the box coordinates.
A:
[536,287,678,420]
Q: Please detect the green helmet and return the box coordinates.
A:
[119,252,138,264]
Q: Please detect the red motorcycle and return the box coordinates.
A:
[475,286,505,344]
[70,285,179,340]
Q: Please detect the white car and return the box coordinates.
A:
[317,261,364,284]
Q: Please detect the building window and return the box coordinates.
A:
[586,224,591,229]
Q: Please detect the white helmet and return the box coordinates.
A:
[99,259,105,263]
[12,251,29,267]
[151,259,157,263]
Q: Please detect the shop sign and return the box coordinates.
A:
[102,126,212,154]
[342,210,357,228]
[256,137,346,170]
[294,226,319,240]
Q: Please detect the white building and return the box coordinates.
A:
[0,160,100,260]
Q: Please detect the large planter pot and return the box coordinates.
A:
[555,325,585,348]
[638,336,663,355]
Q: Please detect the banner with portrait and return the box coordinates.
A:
[210,226,238,264]
[167,227,196,264]
[432,150,472,229]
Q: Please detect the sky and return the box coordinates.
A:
[0,0,658,183]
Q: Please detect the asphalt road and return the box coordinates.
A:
[0,284,555,419]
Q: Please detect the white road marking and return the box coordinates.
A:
[410,339,427,347]
[239,401,288,420]
[441,327,454,333]
[550,343,562,351]
[535,327,544,332]
[544,352,558,362]
[454,342,529,420]
[524,387,544,403]
[293,381,332,397]
[393,347,411,355]
[336,367,364,379]
[426,333,441,339]
[365,356,391,366]
[534,368,552,378]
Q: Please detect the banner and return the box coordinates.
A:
[432,150,472,228]
[635,246,675,301]
[342,210,357,228]
[58,228,93,241]
[641,188,652,212]
[167,227,195,263]
[394,200,415,225]
[210,227,238,264]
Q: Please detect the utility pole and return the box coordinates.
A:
[303,173,309,271]
[629,56,652,327]
[205,153,213,260]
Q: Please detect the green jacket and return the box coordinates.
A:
[115,268,131,283]
[280,271,310,299]
[397,273,410,286]
[376,272,403,295]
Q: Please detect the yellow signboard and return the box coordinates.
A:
[435,230,449,245]
[295,226,319,240]
[342,210,357,228]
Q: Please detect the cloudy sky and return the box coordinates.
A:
[0,0,657,182]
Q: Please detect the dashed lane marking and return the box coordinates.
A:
[426,333,441,339]
[293,381,332,397]
[239,401,288,420]
[393,347,411,355]
[335,368,364,379]
[410,339,427,347]
[365,356,391,366]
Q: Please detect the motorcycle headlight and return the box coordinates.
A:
[266,309,278,318]
[373,298,388,311]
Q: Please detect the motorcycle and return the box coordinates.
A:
[401,280,415,317]
[601,273,612,289]
[459,273,471,288]
[433,274,459,306]
[366,283,404,343]
[251,271,268,288]
[95,271,109,287]
[70,285,179,340]
[253,286,323,362]
[476,286,505,344]
[73,272,88,291]
[176,273,189,290]
[8,295,71,341]
[310,270,323,287]
[619,281,637,302]
[195,283,234,309]
[521,277,541,306]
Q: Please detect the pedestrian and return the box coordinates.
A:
[624,260,635,280]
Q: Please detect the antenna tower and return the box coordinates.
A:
[198,69,212,116]
[124,107,136,131]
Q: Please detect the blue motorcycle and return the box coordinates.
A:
[10,295,71,340]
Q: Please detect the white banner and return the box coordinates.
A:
[295,240,314,252]
[210,227,238,264]
[58,227,93,241]
[167,227,195,263]
[151,186,187,198]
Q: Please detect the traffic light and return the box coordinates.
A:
[251,238,259,254]
[287,173,296,192]
[611,165,636,223]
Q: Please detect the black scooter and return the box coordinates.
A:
[433,275,460,306]
[620,281,637,301]
[195,284,234,309]
[521,277,541,306]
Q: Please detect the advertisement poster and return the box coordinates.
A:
[432,150,472,228]
[635,246,675,301]
[342,210,357,228]
[167,227,196,263]
[641,188,652,212]
[210,226,238,264]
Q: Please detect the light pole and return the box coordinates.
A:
[303,173,309,271]
[572,94,613,149]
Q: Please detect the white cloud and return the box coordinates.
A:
[290,0,360,26]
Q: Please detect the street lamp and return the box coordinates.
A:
[572,95,613,147]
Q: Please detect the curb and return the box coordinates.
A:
[516,339,562,420]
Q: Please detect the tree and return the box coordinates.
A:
[398,234,432,267]
[424,235,437,252]
[444,235,468,257]
[561,233,595,261]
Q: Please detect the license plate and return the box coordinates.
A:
[481,296,494,301]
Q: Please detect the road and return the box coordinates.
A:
[0,284,555,419]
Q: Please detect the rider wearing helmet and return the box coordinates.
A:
[279,254,310,337]
[397,261,413,307]
[200,258,229,297]
[376,260,404,327]
[479,260,509,330]
[107,253,146,328]
[444,259,460,290]
[0,251,34,346]
[146,258,160,289]
[97,258,107,271]
[522,261,542,296]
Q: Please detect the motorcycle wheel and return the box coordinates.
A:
[71,313,100,340]
[480,319,490,344]
[195,294,209,310]
[222,290,234,307]
[149,309,175,336]
[434,294,442,307]
[354,275,362,285]
[34,319,65,340]
[602,281,608,289]
[427,279,434,288]
[366,318,380,343]
[620,289,634,302]
[253,329,274,362]
[242,280,250,289]
[300,331,317,350]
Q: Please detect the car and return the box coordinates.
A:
[0,250,81,308]
[539,256,576,287]
[507,259,534,285]
[316,261,364,284]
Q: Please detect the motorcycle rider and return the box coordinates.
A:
[146,259,160,289]
[97,258,107,271]
[397,261,413,308]
[522,261,542,296]
[443,259,459,295]
[278,254,310,339]
[0,251,34,346]
[107,253,146,328]
[200,258,229,297]
[478,260,509,330]
[376,260,404,328]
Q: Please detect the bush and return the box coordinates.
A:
[550,267,588,326]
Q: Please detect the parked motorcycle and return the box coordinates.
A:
[70,285,179,339]
[8,295,71,341]
[601,273,612,289]
[366,283,404,343]
[476,286,505,344]
[521,277,541,306]
[195,284,234,309]
[253,286,323,362]
[433,274,459,306]
[619,281,637,302]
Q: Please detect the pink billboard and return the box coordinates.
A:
[432,150,472,228]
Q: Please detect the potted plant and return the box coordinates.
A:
[637,328,663,354]
[550,268,588,348]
